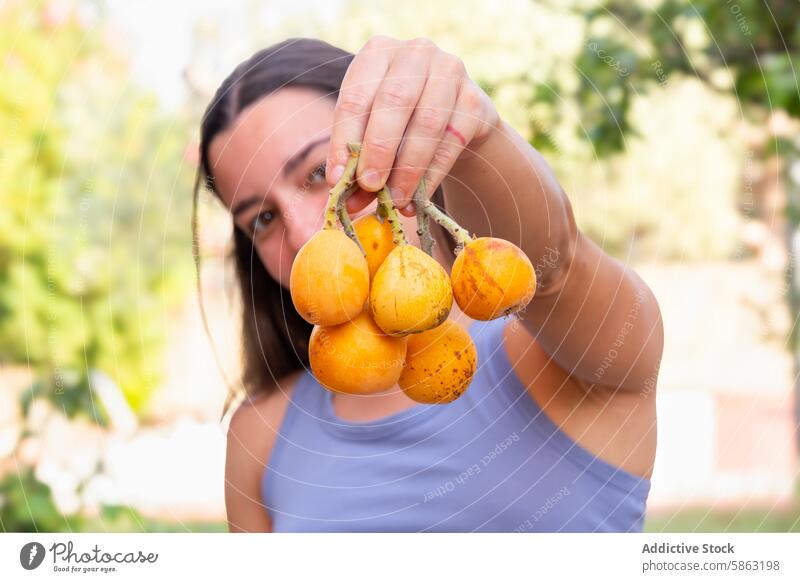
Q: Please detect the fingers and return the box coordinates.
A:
[355,40,434,193]
[326,37,394,186]
[384,54,462,211]
[328,36,489,224]
[399,81,485,217]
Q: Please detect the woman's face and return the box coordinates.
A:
[208,86,338,287]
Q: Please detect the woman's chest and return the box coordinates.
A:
[264,418,647,532]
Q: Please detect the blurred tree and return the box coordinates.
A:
[1,0,194,531]
[0,467,154,532]
[560,0,800,444]
[566,0,798,151]
[0,0,193,419]
[261,0,743,259]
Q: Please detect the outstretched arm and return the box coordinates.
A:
[442,120,664,393]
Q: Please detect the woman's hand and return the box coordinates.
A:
[325,36,500,215]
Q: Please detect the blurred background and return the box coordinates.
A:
[1,0,798,532]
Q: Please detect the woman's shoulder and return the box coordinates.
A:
[226,370,303,466]
[223,370,304,532]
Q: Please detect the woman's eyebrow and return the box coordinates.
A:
[232,135,330,217]
[281,135,329,177]
[232,196,262,218]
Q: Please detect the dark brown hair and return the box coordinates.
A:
[193,38,451,418]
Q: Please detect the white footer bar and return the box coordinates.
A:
[1,533,797,581]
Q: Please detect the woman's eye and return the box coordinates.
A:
[307,163,326,185]
[250,210,275,235]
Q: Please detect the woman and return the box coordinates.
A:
[194,36,663,532]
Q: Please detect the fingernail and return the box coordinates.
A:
[390,186,405,205]
[361,168,381,189]
[330,164,345,183]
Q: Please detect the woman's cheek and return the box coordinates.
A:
[255,236,294,289]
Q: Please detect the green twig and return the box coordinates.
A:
[413,178,434,256]
[324,143,360,230]
[420,200,473,252]
[376,186,406,246]
[336,184,365,254]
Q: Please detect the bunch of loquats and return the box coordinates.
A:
[290,144,536,404]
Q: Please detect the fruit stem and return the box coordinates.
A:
[376,186,406,246]
[413,177,435,256]
[324,143,360,230]
[336,184,365,255]
[420,199,473,252]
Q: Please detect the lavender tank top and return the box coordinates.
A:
[262,317,651,532]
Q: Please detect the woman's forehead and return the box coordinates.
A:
[208,88,334,202]
[214,88,332,158]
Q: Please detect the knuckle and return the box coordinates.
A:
[438,53,466,77]
[380,80,414,108]
[461,85,484,115]
[365,35,391,49]
[449,55,467,76]
[364,137,396,163]
[409,37,435,49]
[393,163,424,183]
[414,108,446,135]
[337,88,371,115]
[401,171,425,193]
[429,146,454,174]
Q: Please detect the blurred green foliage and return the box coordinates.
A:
[1,1,195,531]
[0,2,194,414]
[1,468,228,533]
[572,1,800,440]
[646,506,800,533]
[568,0,800,153]
[2,0,797,533]
[0,468,67,532]
[272,0,751,260]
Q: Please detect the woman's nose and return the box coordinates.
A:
[280,192,325,252]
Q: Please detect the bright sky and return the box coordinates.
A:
[105,0,235,108]
[105,0,339,109]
